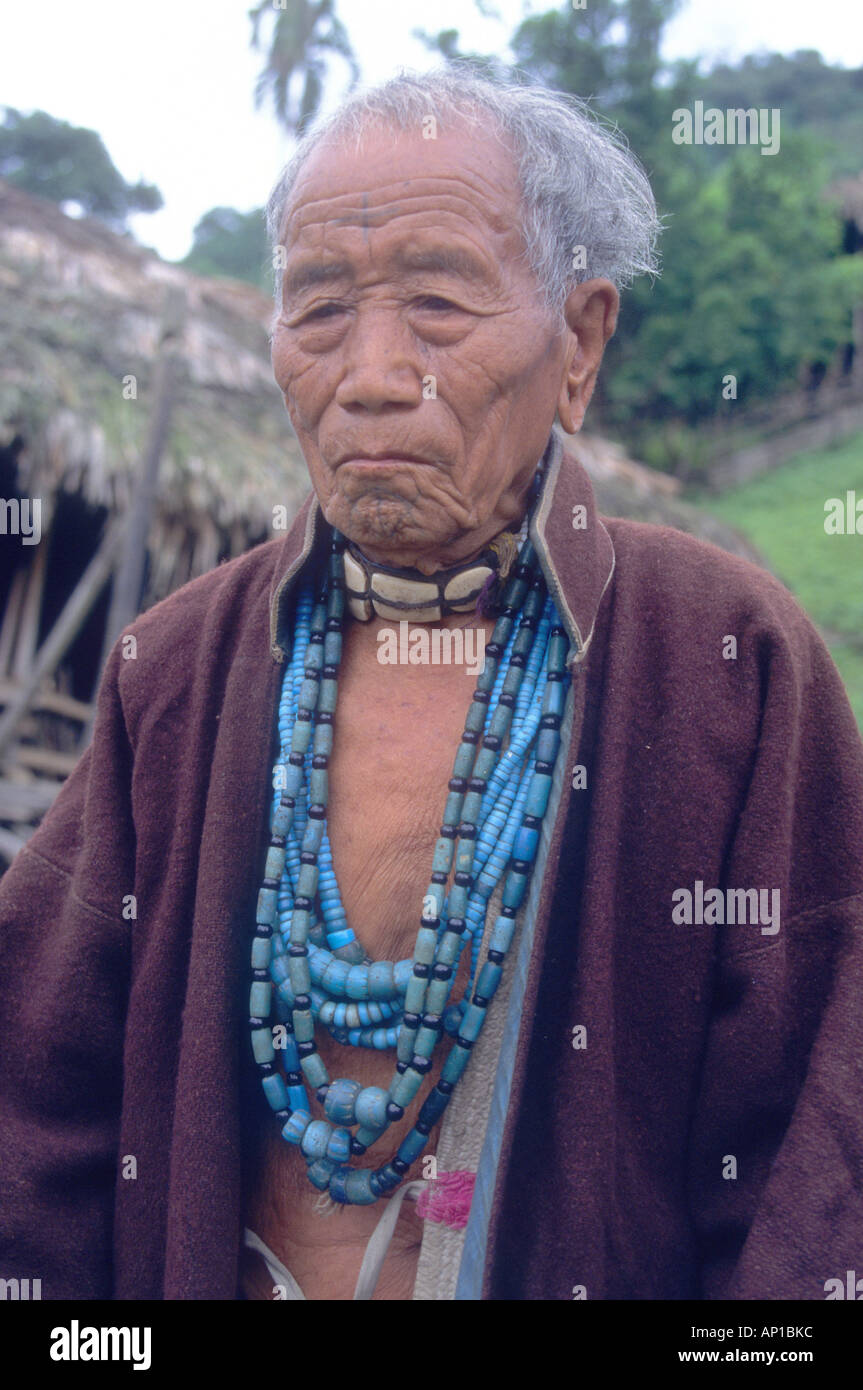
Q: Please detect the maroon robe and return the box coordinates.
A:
[1,443,862,1299]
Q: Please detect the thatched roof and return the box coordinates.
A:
[0,179,761,590]
[0,179,309,595]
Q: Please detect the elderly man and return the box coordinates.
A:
[1,69,863,1304]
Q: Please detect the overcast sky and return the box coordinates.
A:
[1,0,860,261]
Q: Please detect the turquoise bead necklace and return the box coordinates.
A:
[249,475,573,1206]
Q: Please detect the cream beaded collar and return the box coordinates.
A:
[342,528,522,622]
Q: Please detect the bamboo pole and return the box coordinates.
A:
[0,519,125,765]
[100,284,186,663]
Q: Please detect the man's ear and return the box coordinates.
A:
[557,279,619,435]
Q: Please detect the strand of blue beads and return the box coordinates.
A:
[250,479,574,1204]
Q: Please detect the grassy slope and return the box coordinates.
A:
[692,432,863,729]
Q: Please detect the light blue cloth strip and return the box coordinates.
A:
[454,679,576,1299]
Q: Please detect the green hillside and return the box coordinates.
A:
[693,433,863,729]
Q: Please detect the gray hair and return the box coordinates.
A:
[266,66,661,320]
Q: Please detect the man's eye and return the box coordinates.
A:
[414,296,457,312]
[302,303,345,321]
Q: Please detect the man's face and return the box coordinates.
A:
[271,122,577,570]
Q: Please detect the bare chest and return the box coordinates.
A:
[241,621,491,1300]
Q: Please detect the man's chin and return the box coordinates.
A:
[323,494,456,568]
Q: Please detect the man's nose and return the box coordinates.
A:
[334,306,424,412]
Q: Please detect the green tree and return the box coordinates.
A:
[249,0,359,133]
[181,206,270,290]
[0,107,162,228]
[606,136,863,467]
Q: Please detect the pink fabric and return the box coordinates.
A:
[416,1170,476,1229]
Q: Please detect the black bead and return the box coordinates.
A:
[252,969,269,982]
[540,714,562,730]
[392,1157,409,1175]
[421,1013,442,1031]
[315,1085,329,1104]
[461,729,478,744]
[421,915,440,930]
[446,917,466,934]
[456,1035,475,1050]
[278,795,295,809]
[312,754,329,768]
[308,804,326,819]
[458,822,477,839]
[289,944,308,957]
[482,735,502,752]
[485,642,503,659]
[534,760,554,775]
[437,1080,454,1096]
[325,616,341,631]
[262,877,279,890]
[257,1061,274,1075]
[472,689,490,704]
[303,666,321,681]
[285,1071,303,1085]
[439,824,457,838]
[488,949,505,964]
[430,871,448,885]
[289,751,305,766]
[254,925,272,938]
[432,963,452,981]
[296,1041,316,1058]
[300,851,317,864]
[296,708,312,721]
[413,963,430,979]
[547,670,565,682]
[448,777,467,792]
[411,1054,432,1074]
[498,692,516,707]
[350,1138,367,1156]
[248,1016,265,1029]
[550,625,566,637]
[322,665,338,679]
[275,1109,290,1124]
[387,1102,405,1122]
[415,1118,432,1136]
[402,1012,420,1029]
[467,777,485,794]
[316,711,334,724]
[473,995,489,1008]
[271,835,286,848]
[524,815,542,830]
[511,860,530,875]
[396,1060,408,1074]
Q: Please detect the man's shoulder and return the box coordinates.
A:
[111,538,287,721]
[127,537,283,644]
[601,514,816,642]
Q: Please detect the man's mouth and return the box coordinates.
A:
[336,451,436,467]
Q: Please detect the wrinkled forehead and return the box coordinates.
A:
[277,118,524,251]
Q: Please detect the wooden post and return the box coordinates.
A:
[100,285,186,664]
[0,519,124,765]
